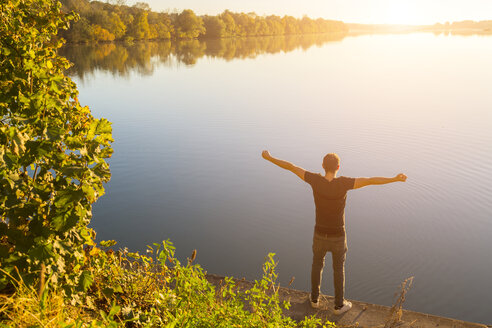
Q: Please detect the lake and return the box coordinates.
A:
[60,32,492,324]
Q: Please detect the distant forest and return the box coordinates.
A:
[59,0,348,43]
[347,20,492,34]
[432,20,492,31]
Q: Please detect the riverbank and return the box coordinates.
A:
[207,274,490,328]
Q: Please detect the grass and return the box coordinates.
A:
[0,240,335,328]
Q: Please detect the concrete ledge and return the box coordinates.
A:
[206,274,488,328]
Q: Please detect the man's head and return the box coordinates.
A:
[322,153,340,173]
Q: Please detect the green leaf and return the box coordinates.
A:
[108,304,121,318]
[54,189,84,208]
[102,287,115,297]
[0,245,10,259]
[81,184,96,201]
[51,210,79,232]
[95,118,112,135]
[29,243,55,262]
[62,165,87,178]
[100,240,117,248]
[1,47,12,56]
[113,285,123,293]
[3,153,18,167]
[93,163,111,180]
[47,125,64,140]
[78,270,93,292]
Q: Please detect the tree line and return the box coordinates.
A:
[431,20,492,33]
[59,0,348,43]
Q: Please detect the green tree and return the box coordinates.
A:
[255,17,270,36]
[300,16,315,34]
[149,22,172,39]
[129,11,151,40]
[57,2,348,43]
[133,1,150,11]
[148,11,173,40]
[283,15,300,34]
[62,16,93,43]
[91,24,116,41]
[234,12,257,36]
[60,0,91,17]
[107,12,126,39]
[202,15,226,38]
[266,15,285,35]
[175,9,205,39]
[221,10,237,36]
[0,0,113,293]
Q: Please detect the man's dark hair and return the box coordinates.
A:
[322,153,340,173]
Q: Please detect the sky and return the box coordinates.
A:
[128,0,492,25]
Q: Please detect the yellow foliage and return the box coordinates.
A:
[91,24,115,42]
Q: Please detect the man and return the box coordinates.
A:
[261,150,407,315]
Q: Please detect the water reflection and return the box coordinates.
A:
[430,29,492,36]
[59,33,347,78]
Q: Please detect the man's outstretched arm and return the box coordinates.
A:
[262,150,306,181]
[354,174,407,189]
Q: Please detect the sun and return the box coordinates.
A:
[384,2,418,25]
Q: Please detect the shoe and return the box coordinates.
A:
[333,300,352,315]
[310,298,320,309]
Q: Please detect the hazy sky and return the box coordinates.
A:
[128,0,492,25]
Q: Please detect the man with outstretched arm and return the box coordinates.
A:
[261,150,407,315]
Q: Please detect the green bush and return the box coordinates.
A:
[0,0,113,294]
[1,240,335,327]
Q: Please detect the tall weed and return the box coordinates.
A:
[0,240,333,328]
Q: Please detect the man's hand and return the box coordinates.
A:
[262,150,272,160]
[261,150,306,181]
[395,173,407,182]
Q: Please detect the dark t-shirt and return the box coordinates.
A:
[304,172,355,237]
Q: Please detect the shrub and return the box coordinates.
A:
[1,240,335,327]
[0,0,113,294]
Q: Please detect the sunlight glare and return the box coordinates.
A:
[385,1,418,25]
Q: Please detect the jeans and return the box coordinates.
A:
[311,232,347,308]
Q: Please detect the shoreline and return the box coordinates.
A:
[60,28,492,46]
[59,31,349,45]
[206,274,490,328]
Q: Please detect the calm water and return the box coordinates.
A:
[61,33,492,324]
